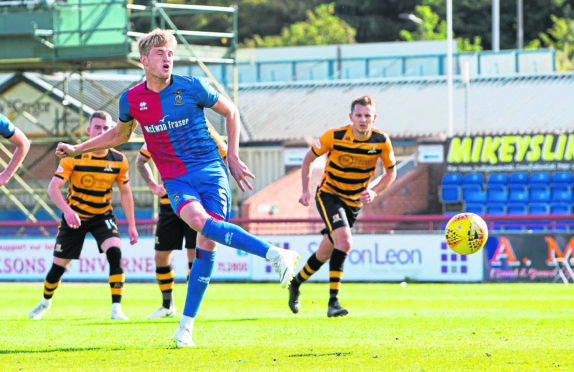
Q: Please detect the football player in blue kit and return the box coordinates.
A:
[56,29,299,347]
[0,113,30,187]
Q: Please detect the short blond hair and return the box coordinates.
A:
[138,28,177,56]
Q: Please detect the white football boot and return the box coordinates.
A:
[173,315,195,347]
[110,303,130,320]
[267,247,300,288]
[28,298,52,320]
[147,305,176,319]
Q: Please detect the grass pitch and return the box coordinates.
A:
[1,282,573,371]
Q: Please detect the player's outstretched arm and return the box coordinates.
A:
[0,128,30,187]
[135,152,166,197]
[56,119,137,158]
[118,181,138,245]
[210,96,255,192]
[298,149,318,207]
[361,166,397,205]
[48,176,81,229]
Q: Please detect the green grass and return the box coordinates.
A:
[1,282,573,371]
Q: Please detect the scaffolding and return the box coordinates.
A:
[0,0,239,230]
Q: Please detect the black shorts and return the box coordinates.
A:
[54,210,121,260]
[155,203,197,251]
[316,190,361,237]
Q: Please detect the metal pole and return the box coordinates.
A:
[517,0,524,49]
[461,62,470,136]
[492,0,500,51]
[447,0,454,137]
[232,4,238,105]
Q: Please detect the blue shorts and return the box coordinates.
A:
[164,160,231,221]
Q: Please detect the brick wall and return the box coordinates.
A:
[362,165,430,218]
[241,164,434,234]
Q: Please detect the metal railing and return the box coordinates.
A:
[1,214,572,237]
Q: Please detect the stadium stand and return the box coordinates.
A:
[439,173,463,212]
[441,171,574,231]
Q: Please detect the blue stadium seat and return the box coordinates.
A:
[442,173,463,185]
[508,189,529,204]
[551,171,572,184]
[550,172,572,193]
[465,202,486,215]
[508,172,528,193]
[509,172,529,185]
[462,173,484,187]
[529,172,551,186]
[463,186,487,203]
[530,188,551,203]
[552,189,572,203]
[486,203,506,215]
[507,203,527,214]
[550,202,571,214]
[440,173,464,212]
[441,185,462,203]
[528,202,550,215]
[487,187,508,203]
[487,173,508,186]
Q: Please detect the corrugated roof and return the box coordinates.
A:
[237,73,574,141]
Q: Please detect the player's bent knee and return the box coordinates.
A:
[197,236,217,251]
[179,204,210,231]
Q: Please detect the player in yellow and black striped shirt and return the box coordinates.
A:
[136,128,227,319]
[289,96,397,317]
[29,111,138,321]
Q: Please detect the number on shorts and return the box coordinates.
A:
[105,219,118,230]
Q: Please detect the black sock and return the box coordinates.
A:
[329,249,347,303]
[156,265,174,308]
[293,253,325,286]
[106,247,125,304]
[43,263,66,299]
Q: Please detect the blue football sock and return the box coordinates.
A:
[183,248,216,318]
[201,218,270,258]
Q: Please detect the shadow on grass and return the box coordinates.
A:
[289,352,352,358]
[0,346,137,354]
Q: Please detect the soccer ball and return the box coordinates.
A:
[444,212,488,255]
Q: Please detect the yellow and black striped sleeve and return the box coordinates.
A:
[139,142,151,160]
[54,156,75,182]
[311,129,335,157]
[114,149,130,185]
[378,131,396,169]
